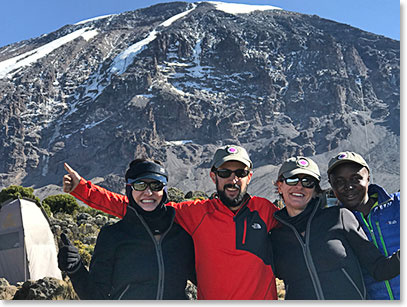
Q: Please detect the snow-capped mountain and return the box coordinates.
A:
[0,1,399,199]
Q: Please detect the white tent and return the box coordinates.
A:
[0,198,62,285]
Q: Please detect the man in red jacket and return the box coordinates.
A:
[63,145,280,300]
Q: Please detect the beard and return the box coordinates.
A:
[217,181,247,209]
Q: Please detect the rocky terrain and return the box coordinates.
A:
[0,1,400,200]
[0,211,115,300]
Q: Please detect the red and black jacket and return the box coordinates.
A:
[72,178,280,300]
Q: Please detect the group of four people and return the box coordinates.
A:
[58,145,400,300]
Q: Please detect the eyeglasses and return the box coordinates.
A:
[215,168,250,179]
[282,176,317,189]
[127,181,165,192]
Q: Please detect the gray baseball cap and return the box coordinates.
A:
[211,145,253,169]
[327,151,370,175]
[278,156,321,181]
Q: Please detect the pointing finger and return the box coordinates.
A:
[64,162,75,175]
[63,162,81,192]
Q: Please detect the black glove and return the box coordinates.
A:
[58,233,81,272]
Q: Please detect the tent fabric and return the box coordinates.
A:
[0,198,62,285]
[0,231,26,285]
[0,200,26,285]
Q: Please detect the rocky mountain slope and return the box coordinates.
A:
[0,1,399,199]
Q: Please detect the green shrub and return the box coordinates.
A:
[0,185,41,207]
[184,191,208,200]
[76,205,111,217]
[43,194,79,215]
[73,240,94,267]
[167,187,185,202]
[42,202,52,217]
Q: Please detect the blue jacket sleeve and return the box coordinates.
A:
[342,208,400,281]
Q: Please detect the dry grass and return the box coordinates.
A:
[276,278,286,300]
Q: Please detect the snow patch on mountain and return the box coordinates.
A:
[110,29,159,75]
[0,28,98,78]
[165,140,193,146]
[75,14,114,25]
[207,1,281,14]
[157,35,264,101]
[81,30,99,41]
[110,4,196,75]
[76,4,198,105]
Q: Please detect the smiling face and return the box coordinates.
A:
[210,161,253,211]
[329,162,370,211]
[131,179,164,211]
[277,174,316,217]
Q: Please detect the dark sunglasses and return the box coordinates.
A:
[215,168,250,179]
[282,176,317,189]
[127,181,165,192]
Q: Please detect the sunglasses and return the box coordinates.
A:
[282,176,317,189]
[127,181,165,192]
[215,168,250,179]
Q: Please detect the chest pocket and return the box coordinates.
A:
[235,209,270,263]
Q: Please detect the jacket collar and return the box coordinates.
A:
[368,184,393,206]
[123,204,176,233]
[274,196,321,225]
[212,193,252,216]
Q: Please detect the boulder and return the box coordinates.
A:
[12,277,78,300]
[76,213,93,225]
[0,278,18,300]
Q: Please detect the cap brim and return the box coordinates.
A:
[214,156,252,168]
[327,160,369,174]
[130,174,167,184]
[283,169,321,181]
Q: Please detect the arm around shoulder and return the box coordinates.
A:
[342,208,400,281]
[70,178,127,218]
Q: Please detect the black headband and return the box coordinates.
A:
[125,161,168,183]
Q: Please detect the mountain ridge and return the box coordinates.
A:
[0,1,399,200]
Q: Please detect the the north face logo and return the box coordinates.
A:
[251,223,262,230]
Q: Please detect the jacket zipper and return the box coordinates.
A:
[234,194,251,216]
[375,222,394,299]
[302,205,325,300]
[242,218,247,245]
[360,212,395,300]
[127,206,174,300]
[154,218,173,300]
[275,200,325,299]
[233,195,251,245]
[155,242,165,299]
[341,268,365,299]
[117,284,131,300]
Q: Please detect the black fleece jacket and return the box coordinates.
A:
[68,205,196,300]
[270,197,399,300]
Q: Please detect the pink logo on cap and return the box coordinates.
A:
[227,147,238,154]
[297,158,309,167]
[337,153,348,160]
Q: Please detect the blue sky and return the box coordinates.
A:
[0,0,400,48]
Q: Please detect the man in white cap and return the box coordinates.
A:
[62,145,280,300]
[327,151,400,300]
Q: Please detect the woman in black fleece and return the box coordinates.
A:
[58,159,196,300]
[269,156,399,300]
